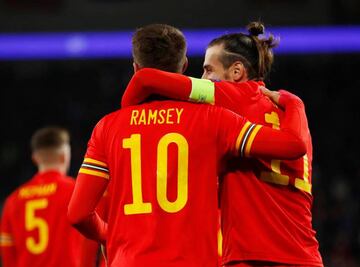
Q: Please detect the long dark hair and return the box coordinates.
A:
[208,22,278,81]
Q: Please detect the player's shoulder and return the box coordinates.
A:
[89,108,123,134]
[56,175,76,190]
[3,178,33,207]
[96,109,122,124]
[58,175,76,185]
[216,80,260,94]
[160,100,231,114]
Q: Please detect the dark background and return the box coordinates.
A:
[1,0,360,266]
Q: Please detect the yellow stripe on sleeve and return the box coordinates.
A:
[83,158,108,167]
[0,240,14,246]
[0,233,14,247]
[189,77,215,104]
[244,125,263,157]
[79,168,110,179]
[235,121,251,153]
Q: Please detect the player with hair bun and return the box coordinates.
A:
[122,22,323,267]
[68,24,311,267]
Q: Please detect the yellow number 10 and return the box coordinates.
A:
[123,133,189,215]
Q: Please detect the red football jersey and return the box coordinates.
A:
[121,69,323,266]
[214,81,322,266]
[79,100,254,267]
[0,170,83,267]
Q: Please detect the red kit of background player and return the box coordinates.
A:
[0,171,82,267]
[121,68,323,266]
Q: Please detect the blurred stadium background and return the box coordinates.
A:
[0,0,359,266]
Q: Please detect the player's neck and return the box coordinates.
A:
[38,164,67,175]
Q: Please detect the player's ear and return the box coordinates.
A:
[31,152,40,166]
[133,62,141,73]
[181,57,188,74]
[58,151,66,164]
[231,61,247,82]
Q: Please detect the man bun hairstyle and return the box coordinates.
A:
[31,127,69,152]
[132,24,187,73]
[209,21,278,81]
[247,21,265,36]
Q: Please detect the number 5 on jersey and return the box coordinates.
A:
[123,133,189,215]
[25,199,49,254]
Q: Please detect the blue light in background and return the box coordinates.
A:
[0,26,359,60]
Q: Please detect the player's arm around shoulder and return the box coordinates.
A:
[213,97,307,160]
[261,87,310,144]
[121,68,192,107]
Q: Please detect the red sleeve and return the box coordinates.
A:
[77,190,109,267]
[1,197,16,267]
[277,90,310,144]
[214,107,306,160]
[121,68,259,110]
[68,173,108,244]
[121,68,191,107]
[68,118,110,244]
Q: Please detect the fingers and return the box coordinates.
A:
[259,86,280,105]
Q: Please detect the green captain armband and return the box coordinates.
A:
[189,77,215,104]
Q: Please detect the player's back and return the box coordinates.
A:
[1,171,82,267]
[217,81,322,265]
[96,100,243,267]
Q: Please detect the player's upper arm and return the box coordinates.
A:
[212,106,258,157]
[213,106,306,160]
[189,78,257,110]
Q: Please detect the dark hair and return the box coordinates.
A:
[31,127,69,152]
[208,21,278,81]
[132,24,187,73]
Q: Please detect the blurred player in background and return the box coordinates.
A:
[121,22,323,267]
[68,24,309,267]
[0,127,84,267]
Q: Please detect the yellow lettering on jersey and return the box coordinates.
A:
[260,160,289,185]
[130,110,139,125]
[19,183,57,199]
[138,110,147,125]
[218,228,223,257]
[130,108,184,125]
[166,108,174,124]
[25,199,49,254]
[158,109,166,124]
[148,109,158,125]
[303,154,309,183]
[176,108,184,124]
[265,112,280,130]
